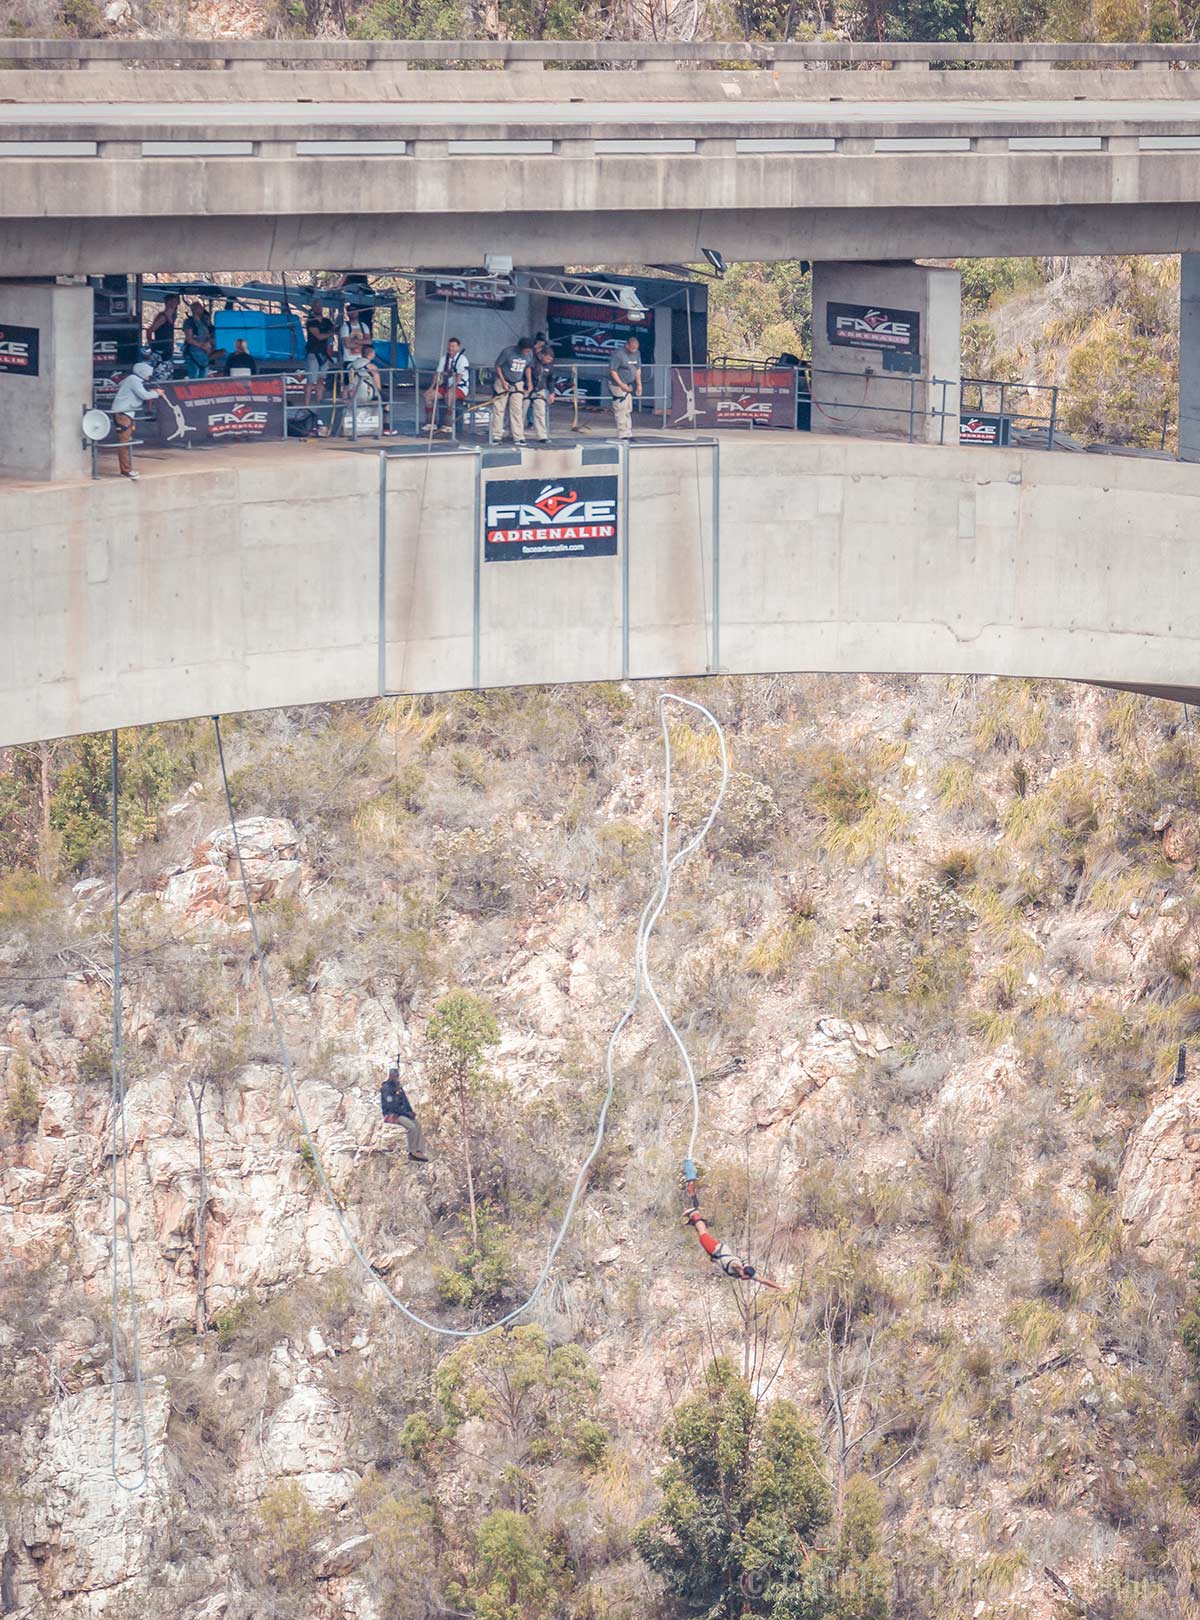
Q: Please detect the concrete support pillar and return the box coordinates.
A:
[1180,254,1200,462]
[0,280,93,483]
[810,260,960,444]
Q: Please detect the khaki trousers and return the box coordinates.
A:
[491,389,527,443]
[531,391,549,440]
[113,411,135,474]
[385,1113,427,1156]
[611,391,633,439]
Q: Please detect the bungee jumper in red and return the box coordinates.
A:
[685,1210,760,1280]
[681,1159,783,1291]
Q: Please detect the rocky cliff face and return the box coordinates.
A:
[3,677,1200,1620]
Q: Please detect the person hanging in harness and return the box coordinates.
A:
[684,1209,759,1281]
[380,1066,430,1162]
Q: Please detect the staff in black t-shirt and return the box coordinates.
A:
[304,299,337,407]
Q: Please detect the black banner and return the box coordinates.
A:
[826,302,920,356]
[427,275,515,309]
[547,298,653,368]
[960,412,1011,447]
[0,323,40,377]
[484,475,619,562]
[155,376,285,446]
[671,367,795,429]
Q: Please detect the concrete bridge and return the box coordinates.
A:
[8,40,1200,272]
[2,433,1198,749]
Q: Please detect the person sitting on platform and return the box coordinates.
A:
[380,1066,430,1162]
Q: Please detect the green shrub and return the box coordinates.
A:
[434,1207,515,1311]
[3,1064,40,1135]
[0,870,54,923]
[807,746,874,826]
[76,1035,112,1086]
[572,1418,610,1469]
[257,1479,327,1585]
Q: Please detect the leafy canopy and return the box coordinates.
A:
[634,1359,890,1619]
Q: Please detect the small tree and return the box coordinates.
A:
[634,1358,834,1619]
[426,989,499,1248]
[435,1324,604,1494]
[459,1510,566,1620]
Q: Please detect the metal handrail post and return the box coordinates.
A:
[413,366,420,435]
[377,450,388,696]
[1048,386,1057,450]
[351,387,358,441]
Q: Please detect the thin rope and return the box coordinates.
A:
[109,732,150,1491]
[211,691,727,1338]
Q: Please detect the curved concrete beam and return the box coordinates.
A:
[1,434,1198,747]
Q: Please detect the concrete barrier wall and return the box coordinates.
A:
[3,435,1200,748]
[7,37,1200,62]
[5,68,1198,103]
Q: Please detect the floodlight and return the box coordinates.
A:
[82,409,111,442]
[484,253,514,276]
[701,247,726,277]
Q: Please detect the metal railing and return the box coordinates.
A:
[87,359,1163,461]
[942,375,1060,448]
[8,38,1200,69]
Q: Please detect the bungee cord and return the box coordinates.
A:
[211,691,728,1339]
[109,732,151,1492]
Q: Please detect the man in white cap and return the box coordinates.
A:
[109,361,161,480]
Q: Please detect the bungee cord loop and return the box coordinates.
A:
[211,691,728,1339]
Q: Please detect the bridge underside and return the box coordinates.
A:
[11,202,1200,277]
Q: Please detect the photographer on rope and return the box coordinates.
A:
[380,1065,430,1162]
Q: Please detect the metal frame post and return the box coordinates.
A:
[472,450,483,688]
[621,440,631,679]
[377,451,388,696]
[711,442,720,674]
[1048,385,1058,450]
[413,364,421,435]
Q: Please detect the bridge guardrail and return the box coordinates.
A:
[10,126,1200,157]
[8,38,1200,69]
[90,359,1169,461]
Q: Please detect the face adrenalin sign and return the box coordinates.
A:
[0,324,40,377]
[826,302,920,356]
[484,475,619,562]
